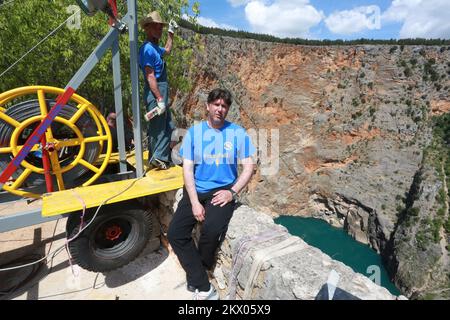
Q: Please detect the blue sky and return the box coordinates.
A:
[187,0,450,40]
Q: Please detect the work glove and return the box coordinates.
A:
[144,100,166,121]
[168,19,178,34]
[156,100,166,115]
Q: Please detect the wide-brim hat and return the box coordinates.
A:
[140,11,168,29]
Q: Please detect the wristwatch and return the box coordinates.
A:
[230,189,239,201]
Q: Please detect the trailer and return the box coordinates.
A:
[0,0,183,272]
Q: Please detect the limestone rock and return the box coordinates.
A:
[217,205,398,300]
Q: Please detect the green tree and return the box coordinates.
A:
[179,19,450,46]
[0,0,199,115]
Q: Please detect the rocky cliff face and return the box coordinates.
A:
[172,30,450,299]
[387,163,449,299]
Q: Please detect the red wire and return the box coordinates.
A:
[108,0,118,26]
[41,135,54,193]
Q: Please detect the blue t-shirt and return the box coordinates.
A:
[138,41,165,80]
[180,121,256,193]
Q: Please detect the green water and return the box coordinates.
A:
[274,216,401,296]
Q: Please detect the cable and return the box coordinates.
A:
[0,220,59,298]
[0,173,146,272]
[0,250,49,272]
[64,190,87,273]
[0,254,45,298]
[68,189,87,241]
[44,219,60,271]
[0,8,81,79]
[66,173,144,243]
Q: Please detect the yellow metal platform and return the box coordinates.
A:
[42,165,184,217]
[95,149,150,165]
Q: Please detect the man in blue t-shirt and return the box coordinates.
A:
[168,88,256,300]
[138,11,177,169]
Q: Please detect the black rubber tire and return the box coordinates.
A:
[66,201,153,272]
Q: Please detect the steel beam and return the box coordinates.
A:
[127,0,144,177]
[0,210,64,233]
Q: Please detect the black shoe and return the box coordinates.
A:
[187,284,196,292]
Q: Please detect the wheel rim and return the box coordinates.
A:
[90,216,139,260]
[105,225,123,241]
[0,86,112,198]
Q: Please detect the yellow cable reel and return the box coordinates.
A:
[0,86,112,198]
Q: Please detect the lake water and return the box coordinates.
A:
[274,215,401,296]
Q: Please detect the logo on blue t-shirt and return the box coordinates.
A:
[224,141,232,151]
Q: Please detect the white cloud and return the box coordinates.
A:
[381,0,421,22]
[197,16,237,31]
[227,0,252,7]
[382,0,450,38]
[244,0,323,38]
[325,6,381,35]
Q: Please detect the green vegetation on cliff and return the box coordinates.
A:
[180,19,450,46]
[390,111,450,299]
[431,113,450,236]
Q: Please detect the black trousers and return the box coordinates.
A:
[167,186,235,291]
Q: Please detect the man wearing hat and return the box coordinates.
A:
[139,11,177,170]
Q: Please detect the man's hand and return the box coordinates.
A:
[192,201,205,222]
[156,100,166,115]
[168,19,178,34]
[144,100,166,121]
[211,190,233,207]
